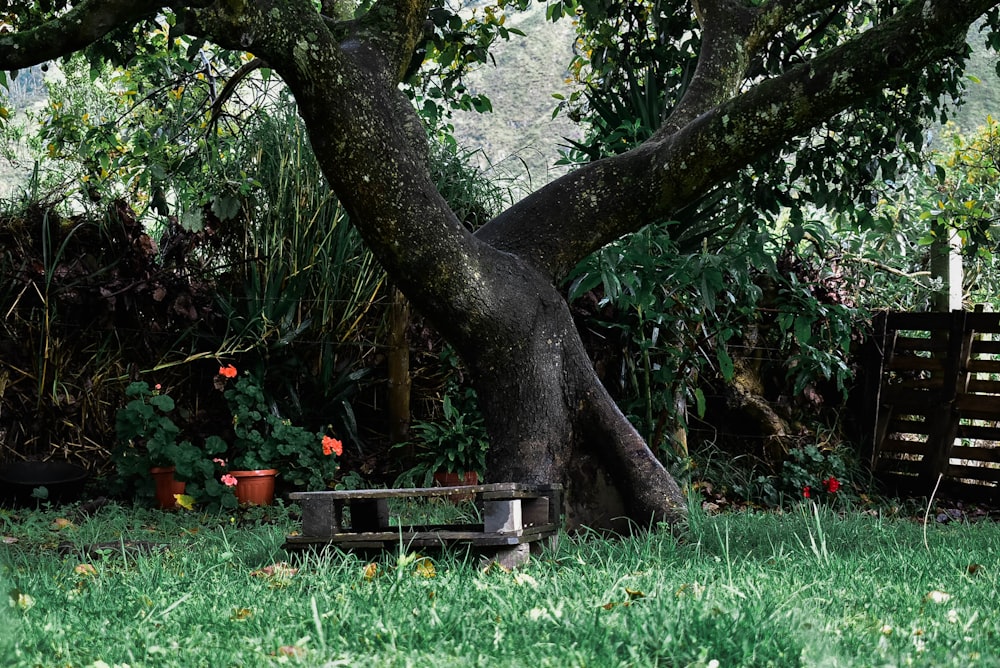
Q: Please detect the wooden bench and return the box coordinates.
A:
[284,482,561,568]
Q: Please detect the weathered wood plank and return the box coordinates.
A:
[886,356,945,372]
[966,359,1000,374]
[880,387,943,410]
[880,438,928,455]
[284,524,559,548]
[971,340,1000,355]
[884,311,953,331]
[888,418,931,435]
[954,394,1000,419]
[289,482,553,502]
[876,456,924,474]
[946,463,1000,483]
[893,336,947,353]
[950,444,1000,464]
[955,424,1000,442]
[965,379,1000,394]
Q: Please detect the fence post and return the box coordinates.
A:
[919,310,971,490]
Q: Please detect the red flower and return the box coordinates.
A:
[803,486,811,499]
[823,477,840,494]
[219,365,238,378]
[322,436,343,457]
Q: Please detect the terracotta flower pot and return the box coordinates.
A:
[149,466,186,509]
[432,470,479,503]
[230,469,278,506]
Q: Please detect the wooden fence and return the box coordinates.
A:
[863,309,1000,501]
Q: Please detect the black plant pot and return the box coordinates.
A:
[0,461,89,506]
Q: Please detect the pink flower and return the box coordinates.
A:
[322,436,343,457]
[212,458,226,467]
[803,486,811,499]
[154,384,162,391]
[221,474,237,487]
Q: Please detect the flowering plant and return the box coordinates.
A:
[113,381,236,508]
[210,365,342,490]
[802,476,840,500]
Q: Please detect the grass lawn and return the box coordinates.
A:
[2,499,998,667]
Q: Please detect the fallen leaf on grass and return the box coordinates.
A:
[362,563,378,580]
[276,646,306,658]
[231,607,253,621]
[414,557,436,578]
[250,562,298,585]
[481,560,511,575]
[2,536,17,544]
[625,587,645,600]
[50,518,74,531]
[174,494,196,510]
[968,563,983,576]
[74,563,98,576]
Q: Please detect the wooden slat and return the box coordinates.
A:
[966,359,1000,374]
[886,356,945,372]
[955,424,1000,442]
[892,377,946,390]
[893,336,947,353]
[284,523,559,548]
[880,438,927,455]
[888,418,931,435]
[881,387,944,410]
[955,393,1000,419]
[950,445,1000,464]
[945,463,1000,483]
[289,482,558,502]
[961,312,1000,333]
[885,311,953,331]
[877,455,925,473]
[965,379,1000,394]
[971,340,1000,355]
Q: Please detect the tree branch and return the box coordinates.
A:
[348,0,432,83]
[478,0,998,282]
[0,0,183,70]
[659,0,755,135]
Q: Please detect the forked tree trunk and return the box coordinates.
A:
[452,262,688,532]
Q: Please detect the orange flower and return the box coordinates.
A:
[322,436,343,457]
[219,365,237,378]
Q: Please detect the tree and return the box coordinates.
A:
[2,1,999,531]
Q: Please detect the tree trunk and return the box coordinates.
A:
[452,260,688,532]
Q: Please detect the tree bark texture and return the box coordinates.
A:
[2,0,998,530]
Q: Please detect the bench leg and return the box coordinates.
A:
[483,543,531,570]
[300,497,343,538]
[484,499,523,534]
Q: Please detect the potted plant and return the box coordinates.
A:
[395,389,488,497]
[211,365,342,504]
[114,381,234,509]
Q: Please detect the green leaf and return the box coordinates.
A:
[794,316,813,346]
[694,388,706,419]
[211,194,241,221]
[716,347,734,382]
